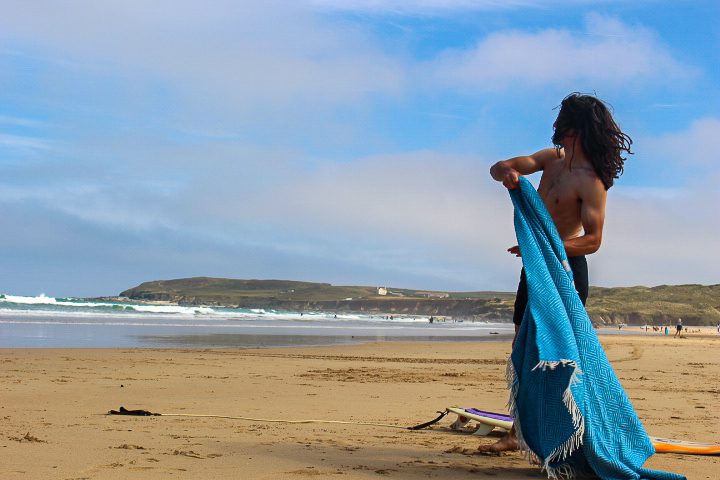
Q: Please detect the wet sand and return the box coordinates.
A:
[1,332,718,479]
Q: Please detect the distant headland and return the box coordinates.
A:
[105,277,720,326]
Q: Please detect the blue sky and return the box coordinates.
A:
[1,0,718,297]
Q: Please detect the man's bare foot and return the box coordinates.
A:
[477,432,519,454]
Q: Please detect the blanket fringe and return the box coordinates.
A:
[505,361,541,466]
[545,463,576,480]
[507,358,585,479]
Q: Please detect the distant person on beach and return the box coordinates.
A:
[480,93,632,454]
[674,318,683,338]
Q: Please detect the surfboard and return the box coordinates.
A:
[446,406,720,455]
[650,437,720,455]
[446,406,512,435]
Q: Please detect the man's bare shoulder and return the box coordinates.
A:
[530,147,563,168]
[574,166,606,199]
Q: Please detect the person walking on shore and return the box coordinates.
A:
[481,93,632,453]
[674,318,683,338]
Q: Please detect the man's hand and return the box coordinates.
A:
[502,169,521,189]
[507,245,521,257]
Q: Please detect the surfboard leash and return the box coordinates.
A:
[408,410,448,430]
[108,406,445,431]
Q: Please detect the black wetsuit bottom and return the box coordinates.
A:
[512,256,589,326]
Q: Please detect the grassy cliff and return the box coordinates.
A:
[586,284,720,326]
[119,277,720,326]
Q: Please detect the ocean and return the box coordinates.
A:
[0,294,515,348]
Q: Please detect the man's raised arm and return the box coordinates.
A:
[490,148,559,189]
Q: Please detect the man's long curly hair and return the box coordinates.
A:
[552,93,632,190]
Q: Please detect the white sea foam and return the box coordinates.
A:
[0,293,217,316]
[1,293,61,305]
[129,304,215,315]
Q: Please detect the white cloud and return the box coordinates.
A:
[0,115,47,128]
[217,150,527,288]
[0,1,405,110]
[180,150,509,244]
[0,134,50,150]
[588,118,720,286]
[0,4,691,114]
[593,182,720,286]
[426,13,691,91]
[0,181,177,231]
[641,117,720,167]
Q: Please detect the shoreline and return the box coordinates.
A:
[1,323,717,349]
[2,335,717,479]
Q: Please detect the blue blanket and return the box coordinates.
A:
[508,178,684,480]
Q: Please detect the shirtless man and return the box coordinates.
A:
[480,93,632,453]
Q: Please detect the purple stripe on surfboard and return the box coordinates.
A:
[465,408,513,422]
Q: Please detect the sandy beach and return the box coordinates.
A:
[2,332,718,479]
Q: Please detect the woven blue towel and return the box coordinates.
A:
[508,177,685,480]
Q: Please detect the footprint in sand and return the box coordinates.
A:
[283,468,328,476]
[114,443,146,450]
[171,450,222,459]
[444,445,506,457]
[8,432,47,443]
